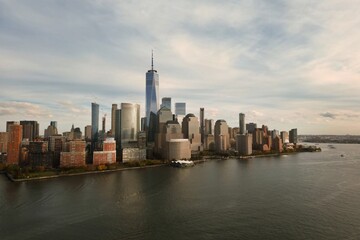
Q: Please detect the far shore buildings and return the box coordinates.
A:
[214,120,230,152]
[182,113,202,152]
[7,123,23,165]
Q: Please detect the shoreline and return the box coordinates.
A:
[2,149,320,182]
[3,163,167,182]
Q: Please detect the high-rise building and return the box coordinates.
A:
[7,123,23,165]
[111,104,118,136]
[50,121,57,129]
[160,97,172,111]
[20,121,39,141]
[289,128,298,144]
[44,121,58,138]
[121,103,140,145]
[160,120,184,159]
[0,132,8,153]
[239,113,245,135]
[102,114,106,133]
[214,120,230,152]
[280,131,289,144]
[91,102,99,145]
[114,109,121,141]
[175,103,186,116]
[237,133,252,155]
[246,123,257,134]
[182,113,202,152]
[6,121,16,132]
[84,125,92,141]
[146,51,159,126]
[204,119,214,135]
[154,107,173,156]
[200,108,205,144]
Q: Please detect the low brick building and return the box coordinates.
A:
[93,138,116,166]
[60,141,86,168]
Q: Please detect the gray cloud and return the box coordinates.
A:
[320,112,337,119]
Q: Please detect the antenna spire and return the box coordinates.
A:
[151,49,154,70]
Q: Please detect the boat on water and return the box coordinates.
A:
[170,160,195,168]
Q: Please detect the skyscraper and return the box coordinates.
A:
[7,123,22,165]
[289,128,298,144]
[111,104,118,136]
[91,102,99,146]
[239,113,245,135]
[200,108,205,144]
[146,51,159,126]
[161,97,171,111]
[175,102,186,116]
[20,120,39,141]
[121,103,140,145]
[214,120,230,152]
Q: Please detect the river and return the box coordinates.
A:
[1,143,360,239]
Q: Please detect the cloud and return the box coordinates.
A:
[320,112,337,119]
[1,0,360,134]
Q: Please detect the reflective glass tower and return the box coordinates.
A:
[146,51,159,126]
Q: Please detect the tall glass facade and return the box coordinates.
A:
[121,103,140,144]
[175,102,186,116]
[146,69,159,126]
[239,113,245,134]
[91,102,99,143]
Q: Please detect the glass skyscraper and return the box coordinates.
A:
[146,52,159,126]
[91,102,99,143]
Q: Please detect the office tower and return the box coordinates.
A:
[111,104,118,136]
[158,119,184,159]
[84,125,92,141]
[50,121,57,129]
[115,109,121,143]
[6,121,16,132]
[246,123,257,134]
[274,136,283,153]
[214,120,230,152]
[20,121,39,141]
[167,139,191,161]
[121,103,140,145]
[239,113,245,134]
[182,113,202,152]
[154,107,173,156]
[146,51,159,126]
[0,132,8,153]
[253,128,264,148]
[289,128,298,144]
[280,131,289,144]
[91,102,99,145]
[175,102,186,116]
[49,135,65,168]
[7,123,22,165]
[237,133,252,155]
[102,115,106,133]
[140,117,147,132]
[271,129,279,140]
[161,97,171,111]
[44,121,58,138]
[200,108,205,144]
[204,119,214,135]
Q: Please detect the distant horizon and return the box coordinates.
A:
[1,1,359,135]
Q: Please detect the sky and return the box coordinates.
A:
[0,0,360,135]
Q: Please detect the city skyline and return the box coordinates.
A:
[1,1,360,134]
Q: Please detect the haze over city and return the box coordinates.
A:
[1,0,359,134]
